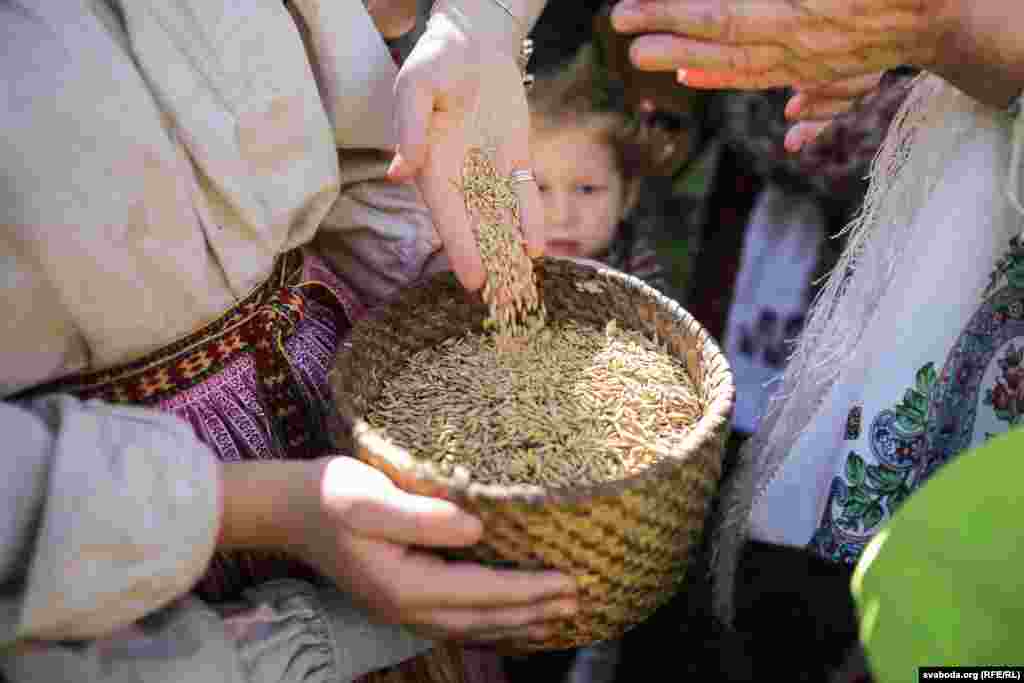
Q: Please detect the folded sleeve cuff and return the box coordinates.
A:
[237,579,433,682]
[16,395,221,641]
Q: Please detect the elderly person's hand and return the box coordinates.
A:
[609,0,938,90]
[606,0,931,153]
[387,1,545,293]
[608,0,1024,112]
[783,72,886,152]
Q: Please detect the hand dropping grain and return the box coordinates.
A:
[457,146,545,344]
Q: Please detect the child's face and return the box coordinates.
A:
[532,124,626,260]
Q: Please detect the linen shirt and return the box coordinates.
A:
[1,0,441,679]
[748,84,1024,563]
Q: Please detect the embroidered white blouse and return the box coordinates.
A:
[0,0,440,679]
[747,84,1024,563]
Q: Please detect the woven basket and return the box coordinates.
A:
[328,257,734,652]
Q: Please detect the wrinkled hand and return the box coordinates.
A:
[291,457,577,643]
[783,72,885,152]
[387,11,544,293]
[609,0,944,90]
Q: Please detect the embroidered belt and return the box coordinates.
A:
[21,249,347,459]
[17,249,361,600]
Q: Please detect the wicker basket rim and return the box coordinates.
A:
[329,258,735,508]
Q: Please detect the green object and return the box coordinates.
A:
[851,429,1024,680]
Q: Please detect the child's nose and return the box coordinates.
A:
[544,191,572,228]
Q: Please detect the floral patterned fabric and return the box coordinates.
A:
[811,235,1024,563]
[746,93,1024,562]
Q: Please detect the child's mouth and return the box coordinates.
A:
[546,240,582,257]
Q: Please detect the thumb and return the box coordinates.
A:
[389,69,435,181]
[327,459,482,547]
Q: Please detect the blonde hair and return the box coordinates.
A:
[528,44,644,212]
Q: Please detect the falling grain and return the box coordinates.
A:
[457,147,545,344]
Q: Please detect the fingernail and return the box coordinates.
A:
[386,152,405,179]
[784,129,803,153]
[676,69,687,84]
[784,98,802,120]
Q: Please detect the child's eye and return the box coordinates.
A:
[577,184,605,196]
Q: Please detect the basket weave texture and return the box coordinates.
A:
[329,258,734,652]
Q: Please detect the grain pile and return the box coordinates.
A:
[363,319,703,489]
[366,145,703,489]
[457,147,546,341]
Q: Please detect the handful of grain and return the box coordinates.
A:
[458,147,545,342]
[363,319,703,489]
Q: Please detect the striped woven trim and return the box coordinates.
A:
[20,251,307,405]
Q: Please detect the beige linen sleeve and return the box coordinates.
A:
[0,396,221,645]
[0,398,431,682]
[286,0,400,153]
[430,0,547,59]
[2,580,430,683]
[279,1,446,307]
[313,150,446,307]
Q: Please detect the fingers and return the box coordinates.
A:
[461,620,562,644]
[610,0,793,44]
[780,71,887,149]
[356,543,576,612]
[676,66,797,90]
[408,599,577,642]
[785,73,883,120]
[627,33,787,73]
[493,101,544,259]
[799,72,884,99]
[784,121,832,153]
[785,93,858,122]
[324,457,483,548]
[515,180,545,259]
[421,162,487,292]
[391,42,487,291]
[399,550,576,608]
[611,0,913,90]
[412,105,488,291]
[389,60,436,181]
